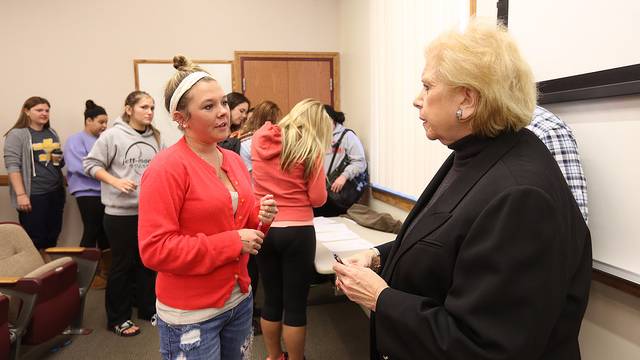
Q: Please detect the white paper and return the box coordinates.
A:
[316,229,360,242]
[313,217,338,226]
[315,223,350,233]
[323,238,374,252]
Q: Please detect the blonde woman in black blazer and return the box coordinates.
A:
[334,20,591,360]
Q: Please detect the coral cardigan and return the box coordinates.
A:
[138,137,261,310]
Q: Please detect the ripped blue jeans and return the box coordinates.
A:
[155,295,253,360]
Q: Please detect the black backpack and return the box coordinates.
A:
[326,129,369,210]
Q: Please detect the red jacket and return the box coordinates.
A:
[252,122,327,221]
[138,137,260,310]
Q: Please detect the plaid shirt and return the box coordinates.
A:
[527,106,588,222]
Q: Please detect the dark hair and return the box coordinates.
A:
[5,96,51,136]
[227,92,250,111]
[239,100,281,137]
[84,100,107,122]
[324,105,345,124]
[227,92,250,132]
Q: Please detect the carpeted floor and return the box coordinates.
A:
[22,282,370,360]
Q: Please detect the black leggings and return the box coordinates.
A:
[76,196,109,249]
[257,226,316,327]
[103,214,156,327]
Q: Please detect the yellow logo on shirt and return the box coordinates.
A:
[32,138,61,162]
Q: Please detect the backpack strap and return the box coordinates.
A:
[327,129,353,175]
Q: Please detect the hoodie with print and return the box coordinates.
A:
[83,117,162,216]
[251,121,327,221]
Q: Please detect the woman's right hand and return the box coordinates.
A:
[344,249,377,268]
[331,175,348,192]
[238,229,265,255]
[16,194,32,213]
[110,178,137,193]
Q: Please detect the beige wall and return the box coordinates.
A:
[0,0,339,243]
[336,0,371,151]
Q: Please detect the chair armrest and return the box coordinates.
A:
[46,248,100,294]
[0,277,19,285]
[45,247,83,253]
[0,278,41,295]
[45,247,101,261]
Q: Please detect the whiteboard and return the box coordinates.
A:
[547,97,640,284]
[134,60,233,146]
[508,0,640,81]
[505,1,640,283]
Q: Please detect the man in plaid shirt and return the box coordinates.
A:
[527,106,588,222]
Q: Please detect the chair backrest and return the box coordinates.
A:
[23,260,80,345]
[0,223,44,277]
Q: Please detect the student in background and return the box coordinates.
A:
[238,100,281,172]
[236,99,281,334]
[527,106,588,222]
[64,100,110,288]
[138,55,277,360]
[252,99,333,360]
[314,105,368,217]
[4,96,65,252]
[219,92,250,153]
[228,92,251,133]
[83,91,162,337]
[334,20,591,360]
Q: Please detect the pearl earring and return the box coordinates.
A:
[455,108,463,121]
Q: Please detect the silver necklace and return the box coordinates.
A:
[193,148,224,180]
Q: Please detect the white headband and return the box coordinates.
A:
[169,71,214,113]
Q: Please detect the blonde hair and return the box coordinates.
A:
[278,99,333,179]
[121,90,162,145]
[426,19,537,137]
[163,55,216,116]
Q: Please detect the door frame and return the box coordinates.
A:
[233,51,340,110]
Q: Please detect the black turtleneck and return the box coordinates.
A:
[427,134,491,210]
[401,134,492,239]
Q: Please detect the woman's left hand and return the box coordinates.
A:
[333,262,389,311]
[331,175,348,192]
[258,194,278,224]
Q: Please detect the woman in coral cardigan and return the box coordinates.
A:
[138,55,278,360]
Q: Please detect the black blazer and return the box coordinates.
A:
[371,129,591,360]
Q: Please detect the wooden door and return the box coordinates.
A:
[242,60,289,113]
[235,52,339,114]
[287,60,332,110]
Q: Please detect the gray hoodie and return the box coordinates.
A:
[323,123,367,180]
[83,117,162,216]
